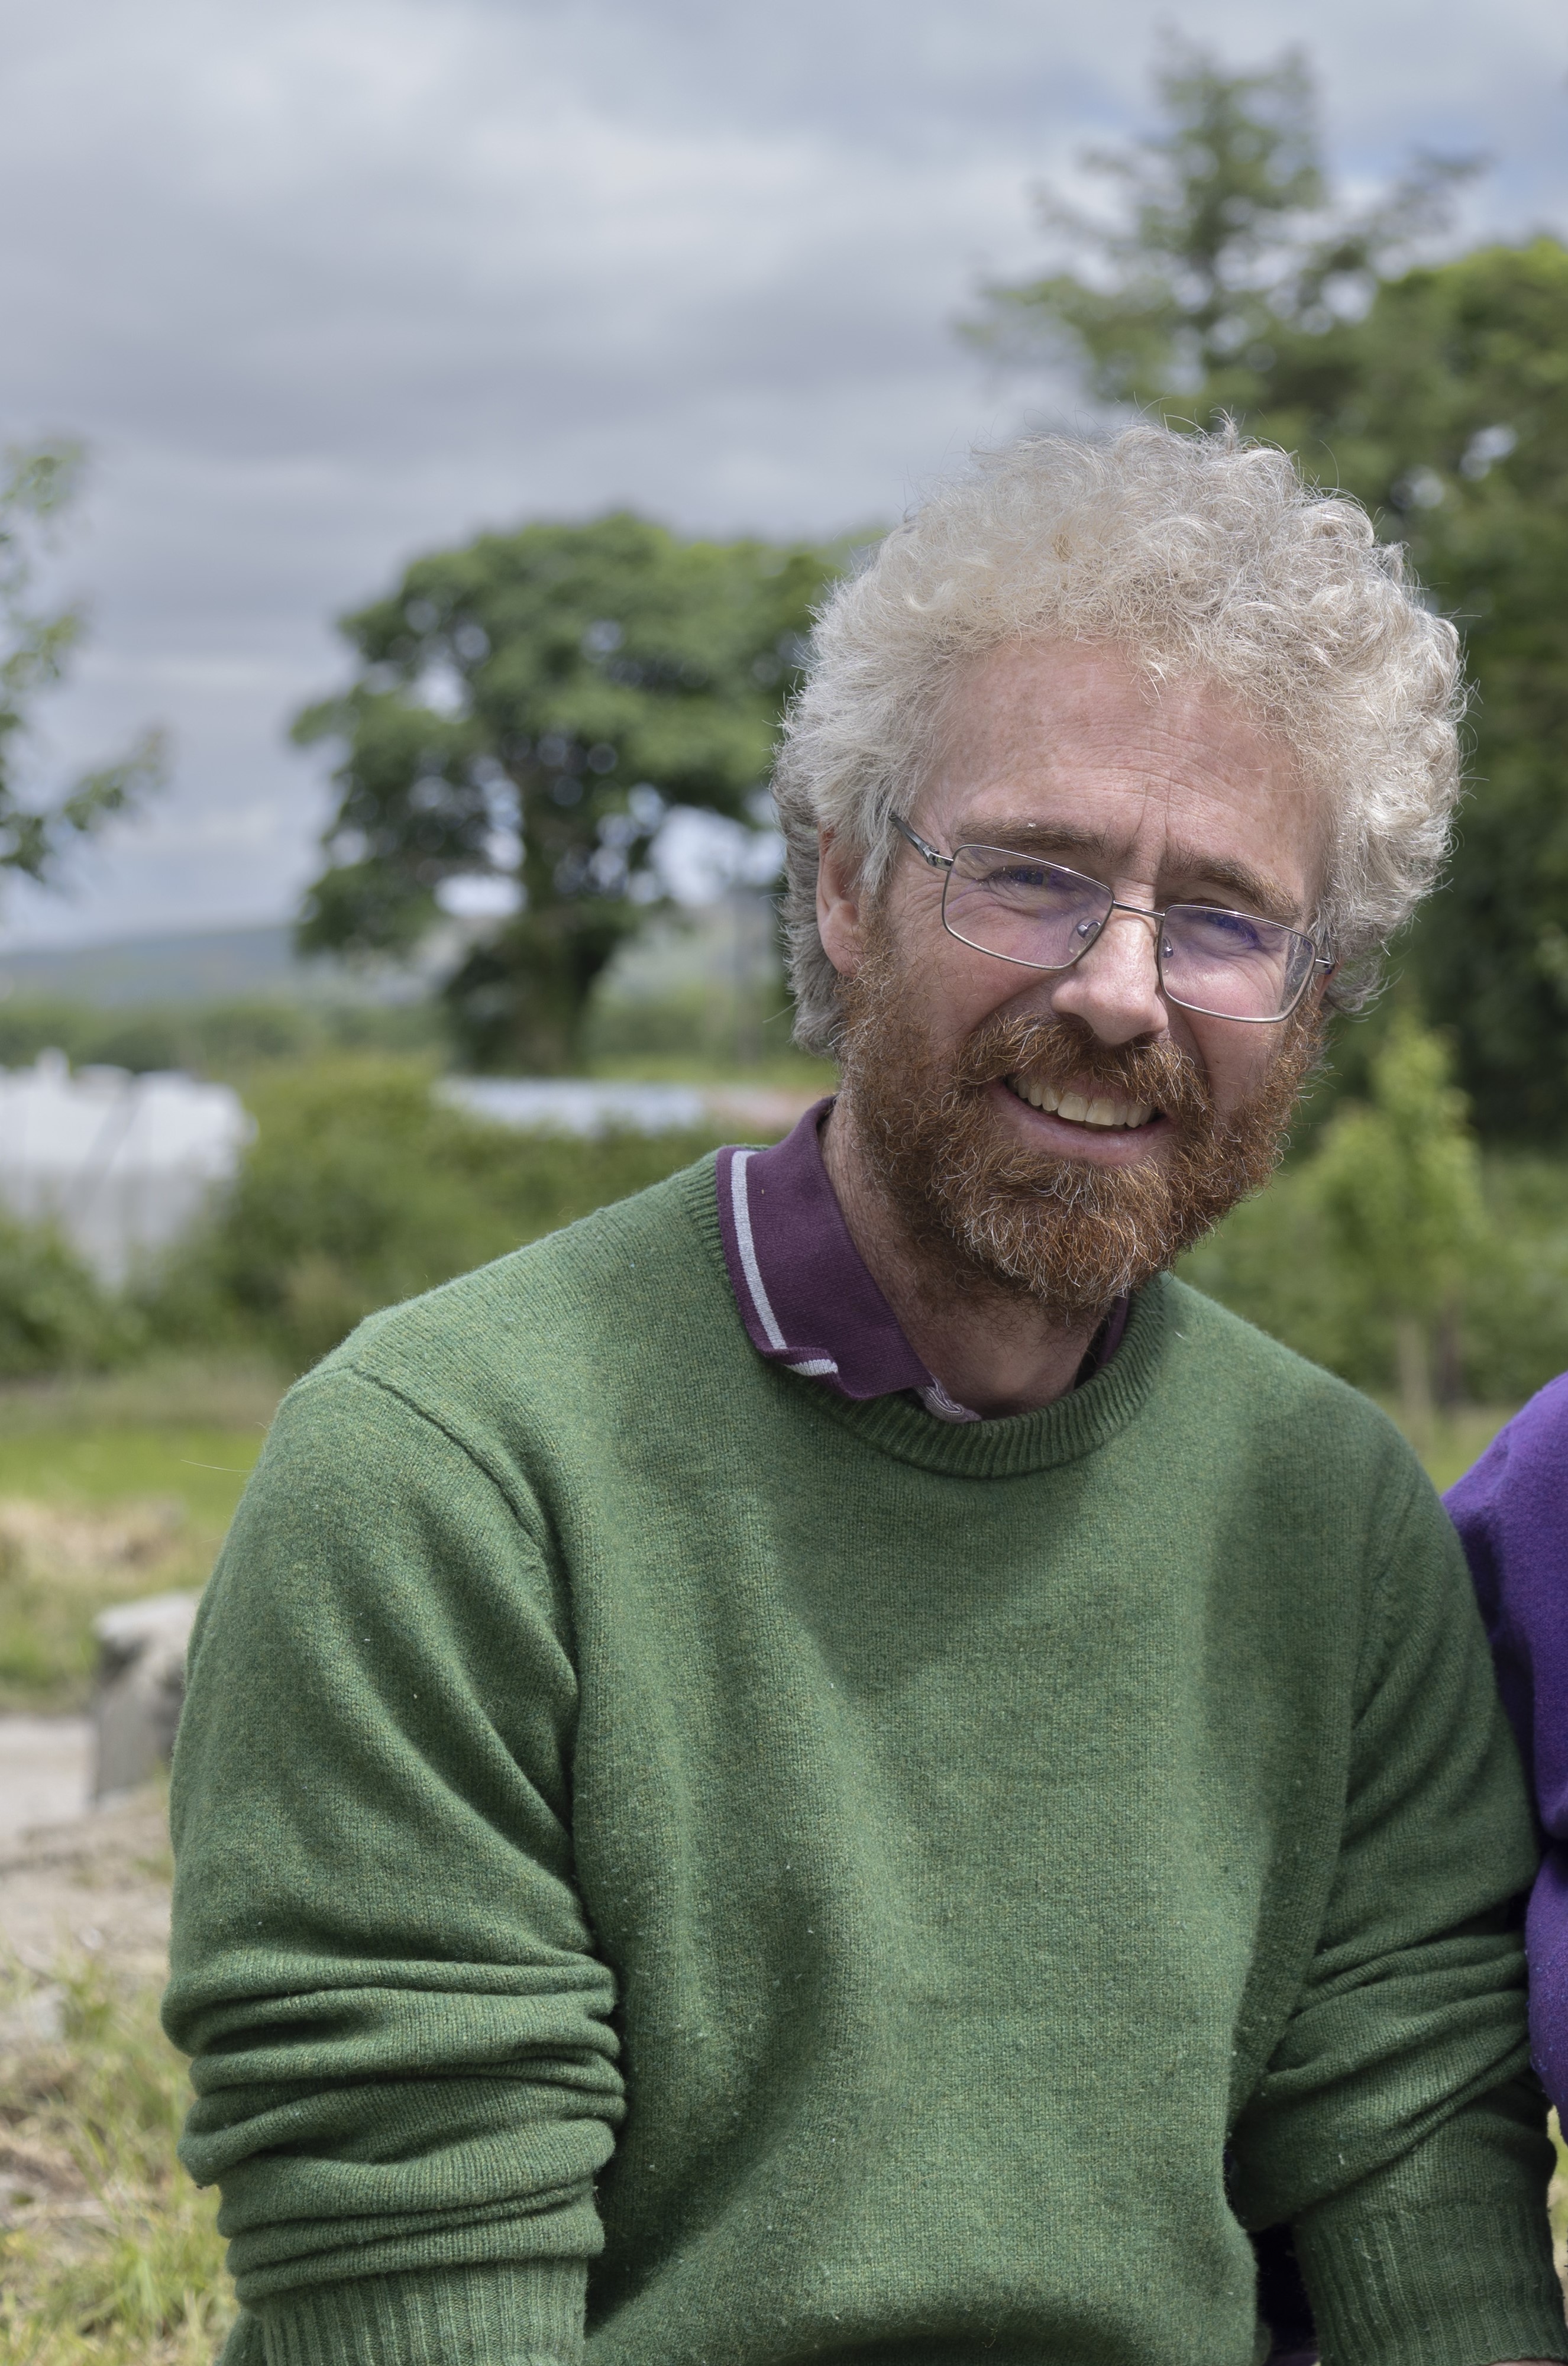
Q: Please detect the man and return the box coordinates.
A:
[164,428,1567,2366]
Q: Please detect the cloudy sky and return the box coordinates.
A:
[2,0,1564,949]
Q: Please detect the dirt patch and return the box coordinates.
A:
[0,1496,185,1576]
[0,1797,230,2362]
[0,1788,172,1980]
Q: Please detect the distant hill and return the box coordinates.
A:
[0,898,780,1012]
[0,923,422,1008]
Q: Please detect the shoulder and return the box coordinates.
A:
[1160,1272,1412,1465]
[1447,1371,1568,1520]
[274,1152,730,1462]
[1160,1280,1483,1698]
[1444,1369,1568,1600]
[1155,1274,1439,1594]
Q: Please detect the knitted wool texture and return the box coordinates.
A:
[163,1160,1568,2366]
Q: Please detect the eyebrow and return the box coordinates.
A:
[951,816,1303,927]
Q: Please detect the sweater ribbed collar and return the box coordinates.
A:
[680,1156,1171,1480]
[714,1097,1128,1423]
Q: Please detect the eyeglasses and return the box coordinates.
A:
[890,813,1331,1024]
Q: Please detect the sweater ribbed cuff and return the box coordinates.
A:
[256,2260,586,2366]
[1295,2199,1568,2366]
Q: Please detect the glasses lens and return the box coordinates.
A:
[1160,904,1316,1020]
[943,846,1113,971]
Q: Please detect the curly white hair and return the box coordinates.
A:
[774,424,1465,1055]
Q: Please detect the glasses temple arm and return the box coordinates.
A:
[889,811,952,870]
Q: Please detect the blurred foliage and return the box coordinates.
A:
[1310,1011,1485,1431]
[147,1056,727,1370]
[0,993,442,1079]
[966,37,1471,410]
[0,978,836,1089]
[586,980,797,1073]
[0,1211,144,1380]
[0,441,166,891]
[0,1030,1563,1426]
[0,1498,190,1713]
[971,40,1568,1137]
[293,513,850,1074]
[1183,1016,1568,1407]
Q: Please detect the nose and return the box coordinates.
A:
[1046,904,1169,1046]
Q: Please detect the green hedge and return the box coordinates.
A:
[147,1056,726,1369]
[0,1213,144,1378]
[4,1047,1566,1403]
[0,994,441,1078]
[1179,1153,1568,1404]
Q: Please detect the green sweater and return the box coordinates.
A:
[164,1158,1567,2366]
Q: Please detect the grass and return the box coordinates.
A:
[0,1359,283,1711]
[0,1955,235,2364]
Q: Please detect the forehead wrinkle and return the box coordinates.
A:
[946,812,1302,925]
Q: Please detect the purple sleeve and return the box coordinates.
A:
[1444,1372,1568,2113]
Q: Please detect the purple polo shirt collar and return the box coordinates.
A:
[716,1097,1128,1423]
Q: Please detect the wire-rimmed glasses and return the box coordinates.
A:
[890,813,1330,1024]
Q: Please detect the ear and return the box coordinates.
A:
[816,828,865,980]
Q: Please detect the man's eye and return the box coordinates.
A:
[979,862,1071,894]
[966,860,1039,893]
[1184,906,1266,951]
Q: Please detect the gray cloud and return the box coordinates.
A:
[0,0,1563,945]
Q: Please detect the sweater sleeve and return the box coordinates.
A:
[1228,1466,1567,2366]
[161,1362,624,2366]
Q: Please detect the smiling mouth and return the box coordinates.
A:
[1003,1073,1159,1130]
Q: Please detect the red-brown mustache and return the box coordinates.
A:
[943,1010,1215,1131]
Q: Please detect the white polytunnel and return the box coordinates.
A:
[0,1050,255,1288]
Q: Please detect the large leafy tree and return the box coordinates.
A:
[969,46,1568,1137]
[1,442,163,890]
[295,512,844,1073]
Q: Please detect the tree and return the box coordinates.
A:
[965,38,1470,422]
[1,442,164,891]
[1307,1010,1487,1440]
[294,512,845,1073]
[1279,241,1568,1140]
[968,46,1568,1137]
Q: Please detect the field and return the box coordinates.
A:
[0,1362,280,1714]
[0,1362,271,2358]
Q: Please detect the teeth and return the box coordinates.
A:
[1006,1077,1156,1130]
